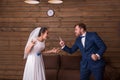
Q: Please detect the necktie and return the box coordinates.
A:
[80,36,85,38]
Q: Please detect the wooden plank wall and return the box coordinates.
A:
[0,0,120,79]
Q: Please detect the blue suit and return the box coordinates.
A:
[62,32,107,80]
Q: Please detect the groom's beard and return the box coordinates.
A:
[75,32,81,37]
[75,33,81,37]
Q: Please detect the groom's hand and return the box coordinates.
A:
[91,54,98,61]
[59,37,65,47]
[59,40,65,47]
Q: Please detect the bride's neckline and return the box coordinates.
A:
[37,38,44,42]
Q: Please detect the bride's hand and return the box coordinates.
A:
[51,48,60,53]
[31,39,37,45]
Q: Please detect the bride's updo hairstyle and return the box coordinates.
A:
[38,27,47,37]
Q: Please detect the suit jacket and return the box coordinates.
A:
[63,32,107,69]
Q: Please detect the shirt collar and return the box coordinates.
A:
[81,32,86,37]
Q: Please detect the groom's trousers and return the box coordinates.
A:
[80,65,105,80]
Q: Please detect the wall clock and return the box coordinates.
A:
[47,9,54,17]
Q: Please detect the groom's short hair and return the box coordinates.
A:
[74,23,87,31]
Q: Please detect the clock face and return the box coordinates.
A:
[47,9,54,16]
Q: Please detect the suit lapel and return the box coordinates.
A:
[85,32,89,49]
[78,32,89,49]
[78,37,84,49]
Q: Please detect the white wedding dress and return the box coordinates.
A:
[23,39,46,80]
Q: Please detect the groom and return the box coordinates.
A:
[59,23,107,80]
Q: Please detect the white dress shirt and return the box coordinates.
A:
[81,32,86,47]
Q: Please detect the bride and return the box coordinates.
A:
[23,27,59,80]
